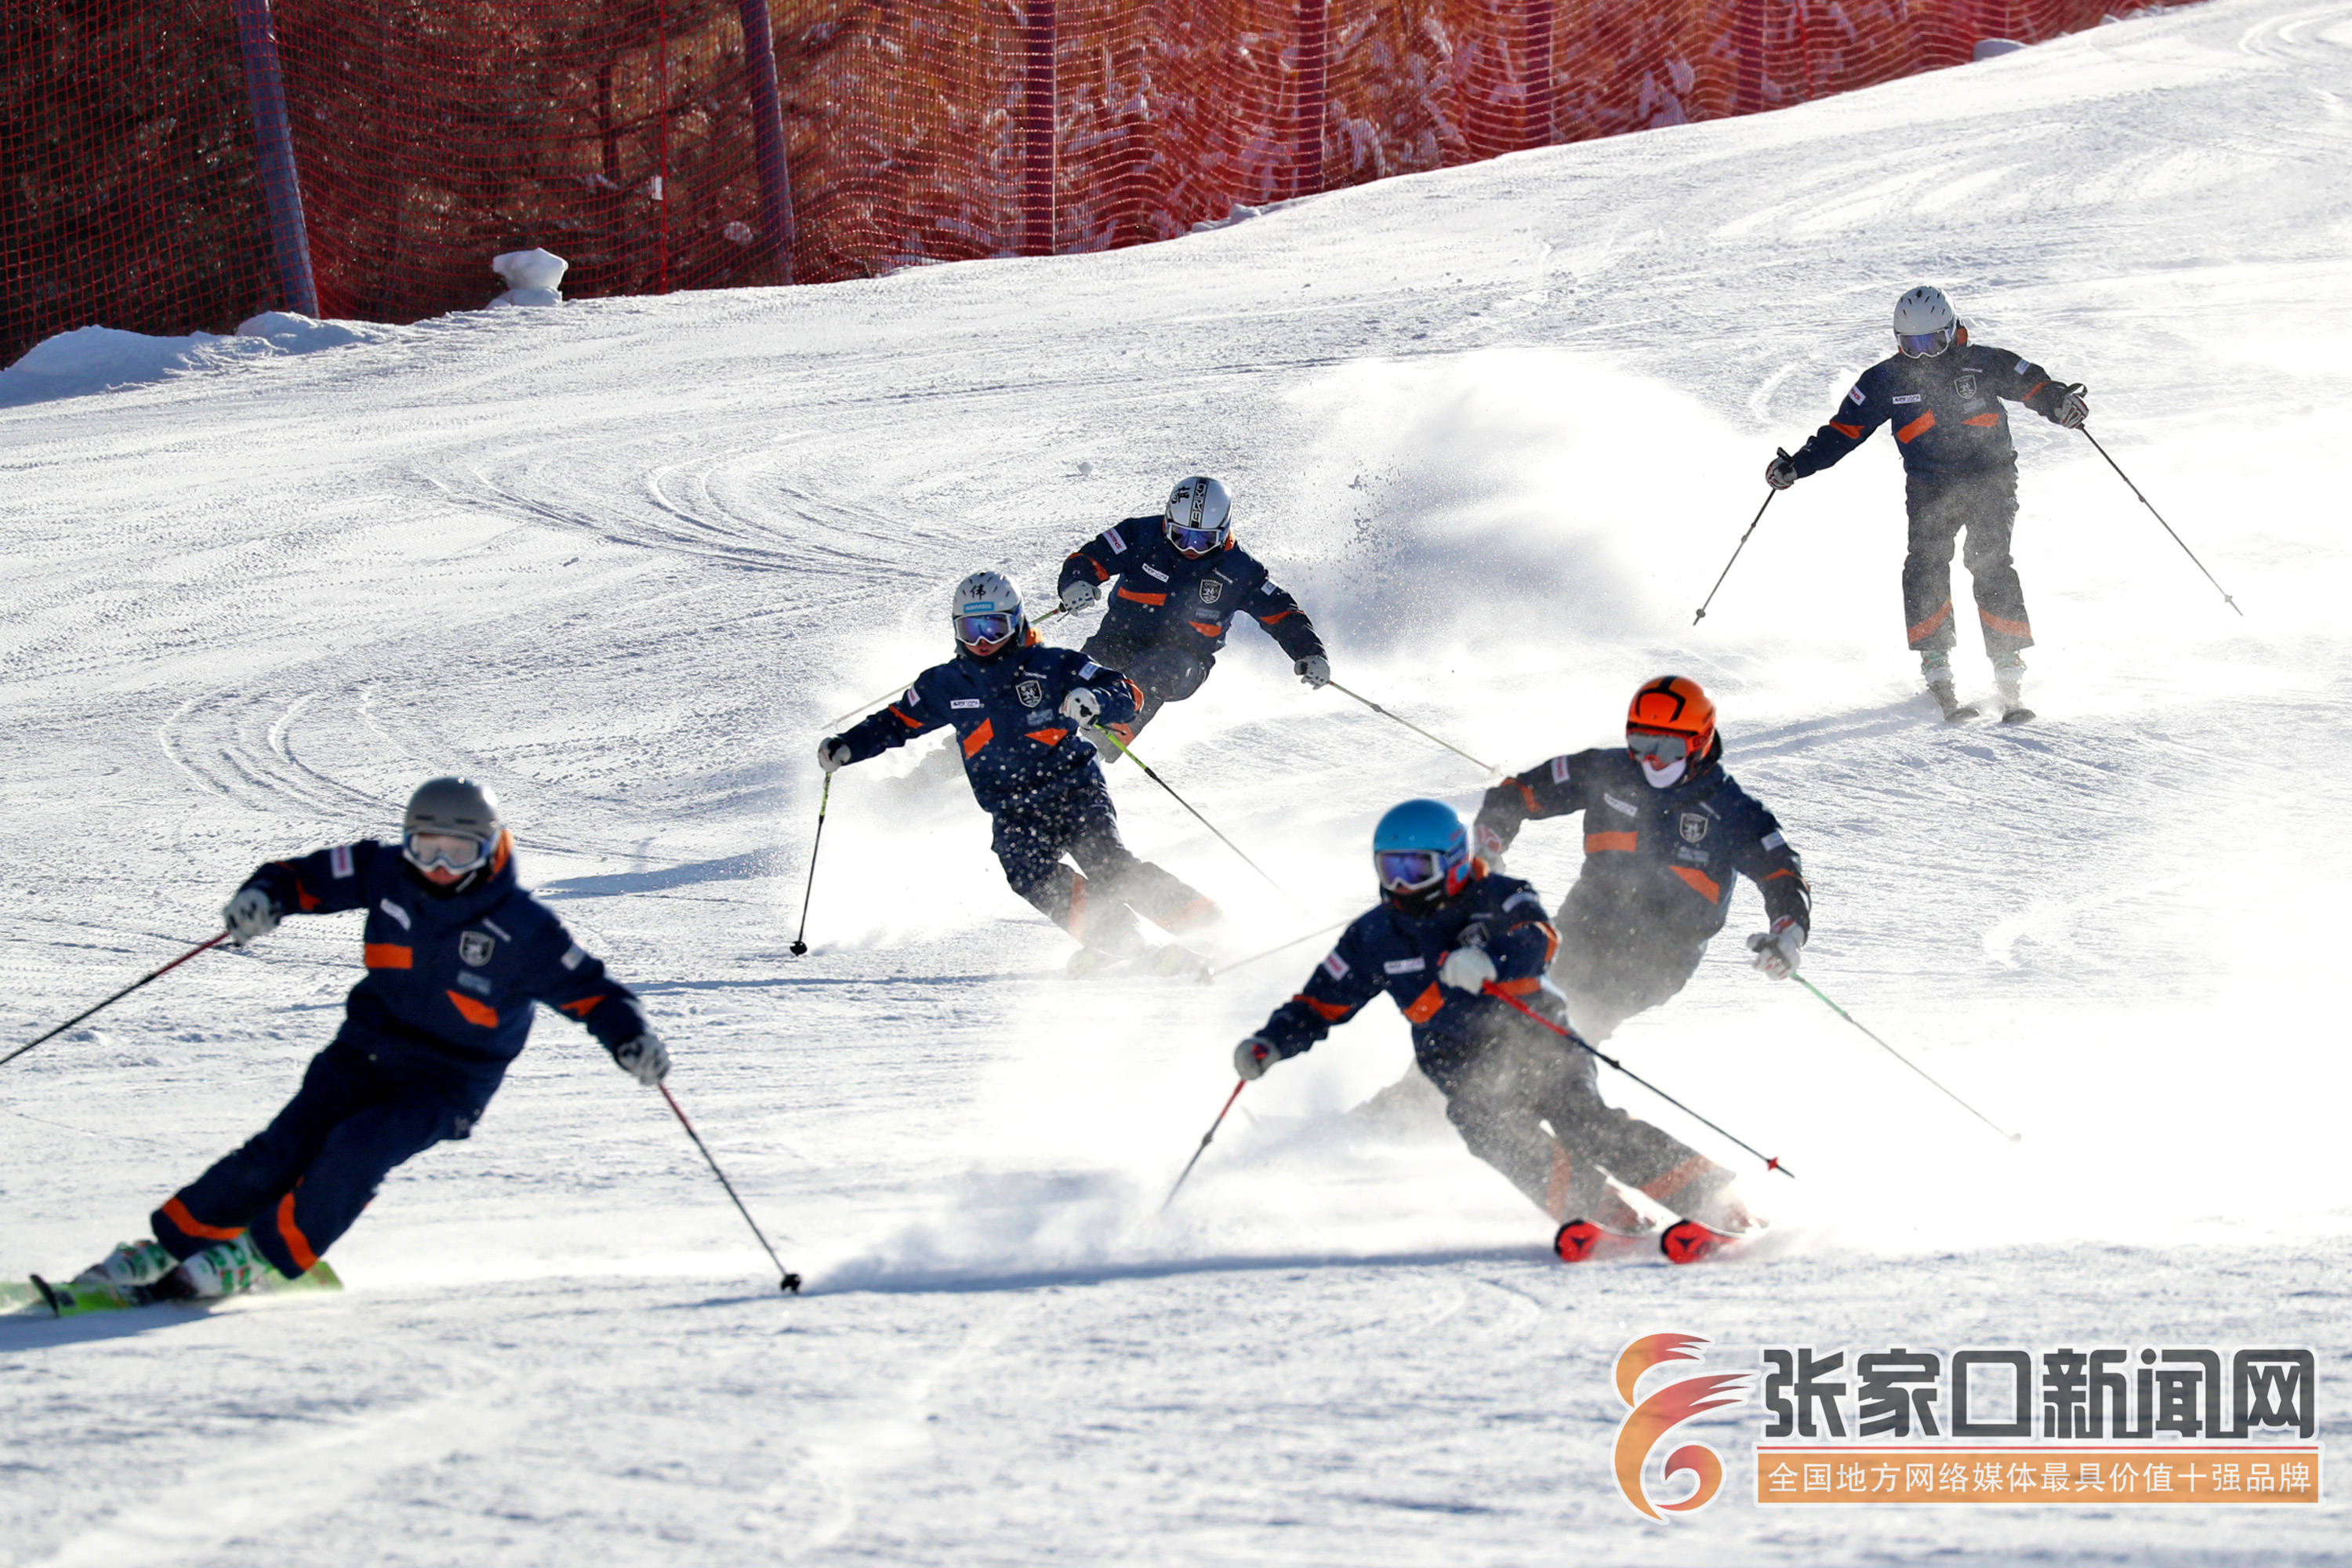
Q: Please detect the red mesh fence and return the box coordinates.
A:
[5,0,2159,367]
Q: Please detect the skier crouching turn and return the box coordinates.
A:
[1766,285,2086,720]
[821,571,1221,972]
[1474,676,1811,1044]
[76,778,670,1301]
[1233,800,1752,1246]
[1055,476,1330,741]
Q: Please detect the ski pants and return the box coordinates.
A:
[1079,631,1212,739]
[1419,1016,1723,1225]
[1902,463,2032,658]
[993,775,1217,953]
[154,1036,482,1278]
[1547,902,1709,1044]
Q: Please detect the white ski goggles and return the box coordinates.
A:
[1626,730,1693,764]
[955,612,1018,648]
[404,829,492,874]
[1896,328,1954,358]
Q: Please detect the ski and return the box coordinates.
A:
[26,1259,343,1319]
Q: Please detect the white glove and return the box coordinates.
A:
[1474,822,1508,873]
[1061,688,1103,725]
[1765,450,1798,490]
[1294,654,1330,689]
[1060,579,1100,613]
[1747,916,1806,981]
[2053,386,2089,430]
[818,736,851,775]
[221,886,280,946]
[612,1031,670,1086]
[1234,1036,1279,1080]
[1438,946,1497,994]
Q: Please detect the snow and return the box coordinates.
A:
[5,0,2350,1559]
[0,316,391,408]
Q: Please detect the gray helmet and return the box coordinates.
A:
[1163,476,1232,555]
[1891,285,1958,358]
[404,776,502,843]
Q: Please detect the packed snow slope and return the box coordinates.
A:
[6,1,2351,1561]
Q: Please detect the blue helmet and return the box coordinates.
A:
[1371,798,1472,912]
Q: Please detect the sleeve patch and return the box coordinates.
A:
[1846,384,1864,406]
[1504,889,1539,911]
[1105,526,1127,554]
[328,844,354,879]
[561,945,586,971]
[1550,755,1571,784]
[2014,358,2031,374]
[1762,830,1786,851]
[1320,950,1349,982]
[1078,661,1101,679]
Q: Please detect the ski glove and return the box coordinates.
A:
[1234,1035,1279,1081]
[1061,688,1103,725]
[1746,916,1806,981]
[1294,654,1330,689]
[1059,579,1100,613]
[818,736,852,775]
[222,886,281,946]
[1438,946,1497,994]
[612,1030,671,1086]
[1475,822,1508,873]
[1764,450,1798,491]
[2053,384,2089,430]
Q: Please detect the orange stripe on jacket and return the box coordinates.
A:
[1907,600,1953,644]
[558,995,603,1018]
[1668,866,1722,904]
[1895,411,1936,443]
[890,705,923,728]
[1116,588,1167,606]
[162,1196,244,1243]
[1188,621,1221,637]
[1025,727,1069,746]
[1963,412,2001,427]
[274,1189,320,1273]
[446,990,499,1027]
[1295,992,1351,1023]
[1492,975,1542,997]
[1829,420,1864,439]
[1403,983,1445,1025]
[1585,831,1638,853]
[1258,608,1295,625]
[962,718,994,757]
[364,943,413,969]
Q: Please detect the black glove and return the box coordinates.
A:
[2052,383,2089,430]
[612,1032,670,1086]
[1764,449,1798,491]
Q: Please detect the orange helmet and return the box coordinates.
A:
[1626,676,1716,771]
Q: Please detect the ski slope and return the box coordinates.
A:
[5,0,2350,1559]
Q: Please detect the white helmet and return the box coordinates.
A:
[949,569,1025,656]
[1163,476,1232,557]
[1891,285,1958,358]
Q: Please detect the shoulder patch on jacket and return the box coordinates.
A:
[1846,384,1865,406]
[1078,660,1101,679]
[1504,889,1540,912]
[1762,830,1786,851]
[1105,525,1127,554]
[1320,950,1349,982]
[329,844,354,878]
[2014,358,2031,374]
[561,944,586,971]
[378,898,412,929]
[1550,755,1572,784]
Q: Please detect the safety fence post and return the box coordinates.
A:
[1291,0,1329,198]
[1734,0,1767,115]
[735,0,799,282]
[1021,0,1058,256]
[231,0,319,318]
[1522,0,1555,148]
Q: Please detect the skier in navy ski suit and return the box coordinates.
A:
[1473,677,1811,1043]
[1236,800,1750,1236]
[120,778,667,1299]
[1056,476,1329,740]
[822,571,1220,960]
[1767,285,2088,710]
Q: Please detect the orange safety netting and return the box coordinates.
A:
[4,0,2156,367]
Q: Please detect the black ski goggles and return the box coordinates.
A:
[1896,328,1954,358]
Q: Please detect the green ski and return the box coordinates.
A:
[27,1260,344,1318]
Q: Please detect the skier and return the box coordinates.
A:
[1055,476,1330,741]
[820,571,1221,970]
[1234,800,1755,1254]
[74,778,670,1301]
[1472,676,1811,1044]
[1766,285,2089,720]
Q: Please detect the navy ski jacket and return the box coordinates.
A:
[833,638,1142,815]
[1253,870,1563,1069]
[1058,520,1325,662]
[240,839,648,1101]
[1788,339,2073,480]
[1472,742,1809,948]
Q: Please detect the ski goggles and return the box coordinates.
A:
[1375,848,1450,891]
[954,612,1018,648]
[1167,523,1225,555]
[404,829,492,874]
[1626,730,1693,764]
[1896,328,1954,358]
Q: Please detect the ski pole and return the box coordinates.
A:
[1793,976,2022,1143]
[1096,730,1303,912]
[823,605,1071,728]
[2077,417,2241,617]
[1692,478,1780,626]
[1481,982,1795,1179]
[788,773,831,957]
[1325,682,1494,775]
[2,931,230,1070]
[1160,1079,1247,1211]
[659,1083,801,1294]
[1205,917,1351,980]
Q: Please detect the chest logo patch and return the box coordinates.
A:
[1384,957,1426,975]
[1679,812,1710,844]
[950,698,983,710]
[460,931,496,967]
[1015,678,1046,710]
[1955,372,1980,401]
[1603,793,1638,816]
[1198,579,1222,605]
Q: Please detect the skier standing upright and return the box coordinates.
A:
[1766,285,2089,720]
[1056,477,1330,741]
[821,571,1222,970]
[74,778,670,1301]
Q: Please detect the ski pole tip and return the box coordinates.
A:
[789,940,808,956]
[780,1272,803,1294]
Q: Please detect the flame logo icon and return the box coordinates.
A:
[1612,1333,1748,1519]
